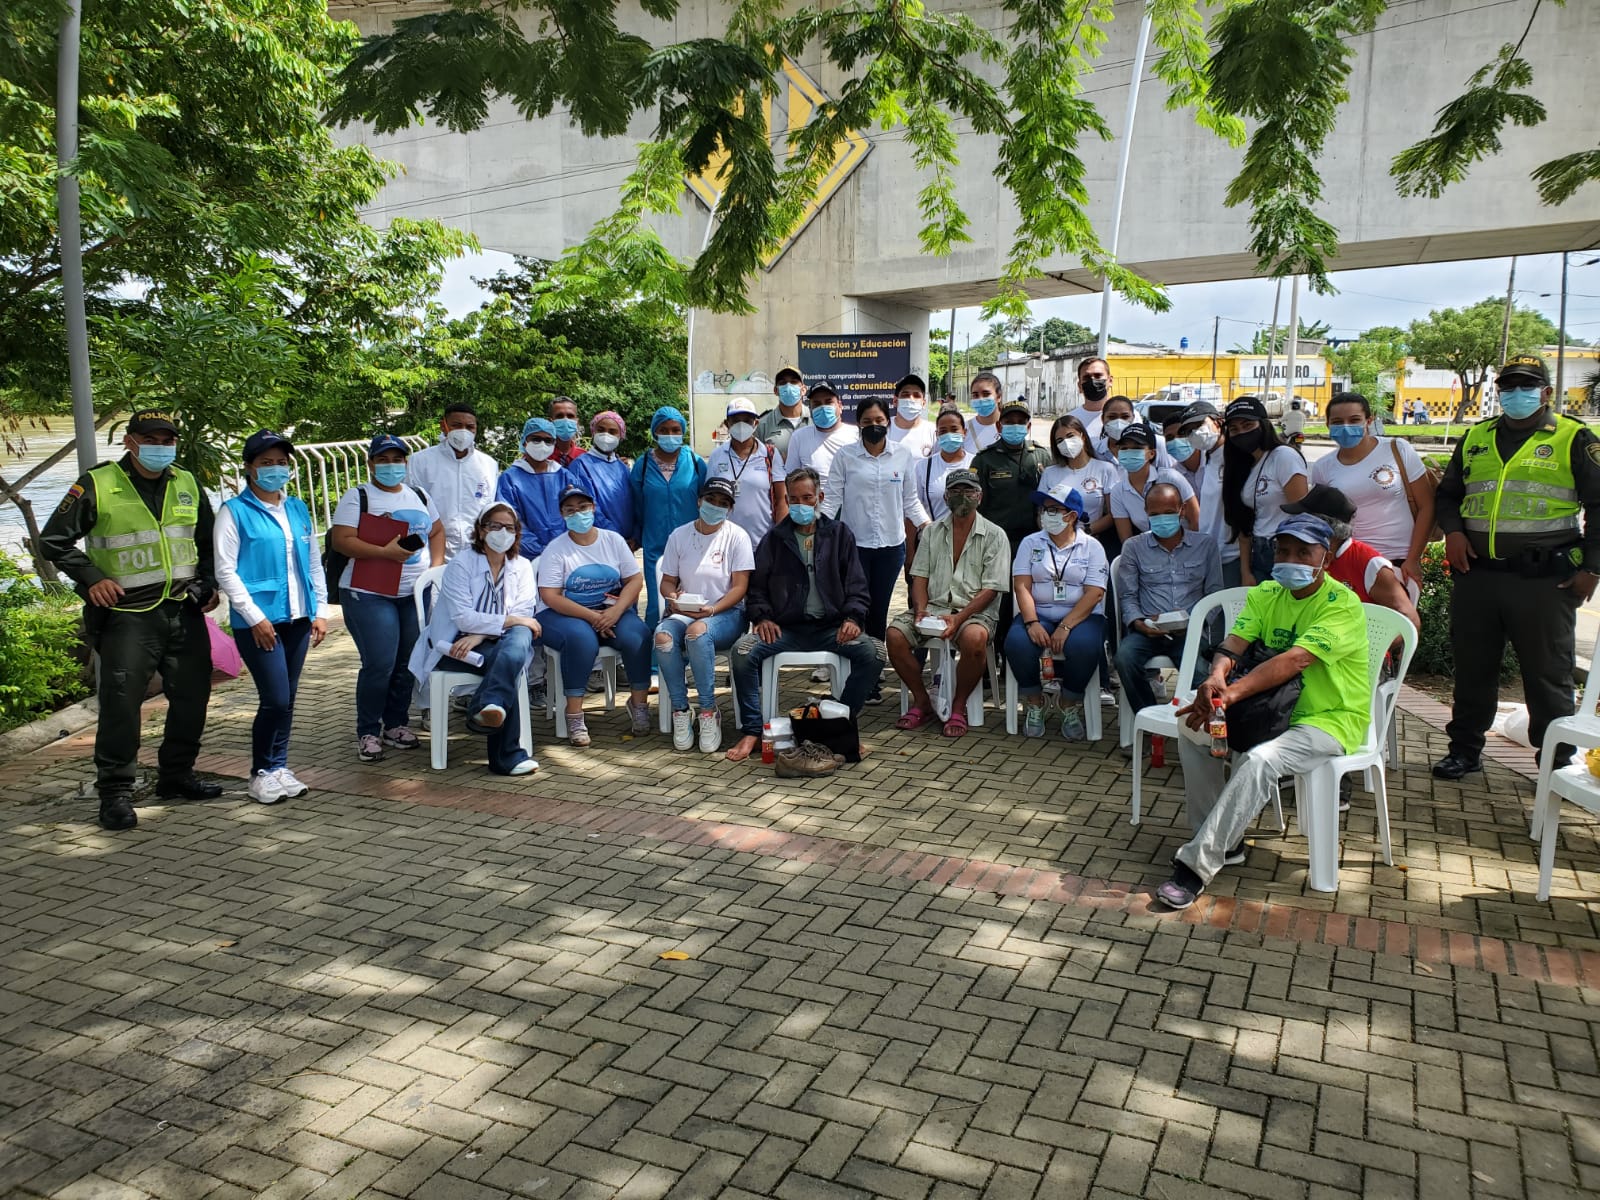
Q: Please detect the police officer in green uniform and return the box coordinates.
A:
[39,409,223,829]
[1432,355,1600,780]
[974,398,1053,641]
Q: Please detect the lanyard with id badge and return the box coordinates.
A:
[1046,541,1075,604]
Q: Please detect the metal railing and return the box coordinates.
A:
[221,436,431,534]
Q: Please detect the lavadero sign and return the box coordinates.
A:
[797,334,911,403]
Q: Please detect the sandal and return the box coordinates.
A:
[895,706,937,731]
[942,712,970,738]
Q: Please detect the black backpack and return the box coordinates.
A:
[323,483,429,606]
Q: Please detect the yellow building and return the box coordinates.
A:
[1393,346,1599,422]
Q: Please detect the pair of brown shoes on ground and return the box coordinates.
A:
[774,741,847,777]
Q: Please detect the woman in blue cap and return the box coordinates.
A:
[630,406,706,630]
[495,417,570,559]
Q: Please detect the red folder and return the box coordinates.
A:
[349,512,409,595]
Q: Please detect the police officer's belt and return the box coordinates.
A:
[1473,543,1580,577]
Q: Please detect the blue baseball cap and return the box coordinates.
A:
[558,482,595,506]
[1275,514,1333,549]
[1030,482,1088,518]
[368,433,408,457]
[522,417,556,441]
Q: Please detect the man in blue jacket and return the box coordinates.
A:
[495,417,569,559]
[726,466,884,762]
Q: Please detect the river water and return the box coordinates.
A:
[1,424,85,563]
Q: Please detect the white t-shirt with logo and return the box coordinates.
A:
[707,440,785,543]
[331,483,440,598]
[535,529,640,612]
[1244,445,1309,540]
[1040,460,1121,522]
[1309,436,1427,561]
[660,520,756,609]
[888,417,937,459]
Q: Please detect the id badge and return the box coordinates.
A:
[1052,580,1069,603]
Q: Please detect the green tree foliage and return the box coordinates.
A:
[1406,298,1560,421]
[1230,317,1332,355]
[1323,325,1406,415]
[1036,317,1095,349]
[0,551,90,733]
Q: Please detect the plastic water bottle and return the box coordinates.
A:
[1208,701,1229,759]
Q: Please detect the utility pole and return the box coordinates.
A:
[58,0,96,473]
[1496,256,1518,368]
[1210,316,1219,382]
[1283,276,1301,409]
[1096,5,1153,359]
[1262,278,1284,398]
[1555,251,1570,412]
[947,307,956,397]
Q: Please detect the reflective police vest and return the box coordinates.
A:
[1458,414,1582,560]
[84,463,201,611]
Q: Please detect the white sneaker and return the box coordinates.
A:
[1024,705,1046,738]
[508,758,538,776]
[698,708,722,754]
[273,768,308,798]
[672,709,694,751]
[249,770,286,805]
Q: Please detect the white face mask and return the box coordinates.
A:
[592,432,620,454]
[525,440,554,462]
[484,528,516,554]
[729,421,756,444]
[897,398,925,421]
[1057,436,1083,459]
[445,427,475,452]
[1041,511,1069,535]
[1104,418,1131,440]
[1190,426,1220,452]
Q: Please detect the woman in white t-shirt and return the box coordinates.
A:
[1107,421,1199,541]
[917,408,975,520]
[1040,413,1121,546]
[1220,396,1309,585]
[536,482,652,747]
[328,434,445,763]
[656,478,755,754]
[1310,391,1435,587]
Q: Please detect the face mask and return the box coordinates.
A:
[1165,438,1194,462]
[552,418,579,441]
[1041,511,1069,535]
[812,406,838,429]
[373,462,408,487]
[655,434,684,453]
[1272,562,1320,591]
[946,493,978,517]
[253,465,292,493]
[778,383,803,406]
[861,425,888,446]
[937,432,966,455]
[972,396,998,416]
[1328,423,1367,448]
[1117,450,1149,474]
[788,503,816,526]
[1149,513,1183,538]
[1000,425,1028,447]
[729,422,756,444]
[1230,428,1263,453]
[564,510,595,534]
[1190,427,1220,453]
[135,444,178,472]
[1500,387,1544,419]
[896,398,925,421]
[525,440,554,462]
[484,528,516,554]
[1057,436,1084,459]
[699,501,730,526]
[1104,418,1131,440]
[445,428,476,452]
[1081,376,1109,403]
[592,432,620,454]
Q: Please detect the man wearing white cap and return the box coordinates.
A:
[708,397,789,543]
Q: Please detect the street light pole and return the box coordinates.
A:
[1096,5,1153,359]
[57,0,96,473]
[1210,315,1219,382]
[1555,251,1570,412]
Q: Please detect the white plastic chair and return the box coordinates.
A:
[898,640,999,726]
[1285,604,1418,893]
[653,558,745,733]
[1531,638,1600,901]
[762,651,851,721]
[1003,657,1104,742]
[1127,587,1252,823]
[412,566,534,771]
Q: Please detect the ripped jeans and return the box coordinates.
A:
[655,606,746,712]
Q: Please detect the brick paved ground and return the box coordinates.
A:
[3,623,1599,1199]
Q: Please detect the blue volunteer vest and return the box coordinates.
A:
[222,489,316,628]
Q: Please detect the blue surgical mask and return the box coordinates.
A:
[254,465,292,493]
[564,510,595,534]
[937,432,965,454]
[552,418,579,441]
[972,397,998,416]
[778,383,803,406]
[1272,562,1319,591]
[699,501,729,526]
[1117,450,1148,474]
[373,462,408,487]
[1328,423,1367,448]
[135,444,177,472]
[1000,425,1028,447]
[1165,438,1194,462]
[897,398,925,422]
[812,405,838,429]
[655,434,684,453]
[1149,513,1183,538]
[788,503,816,526]
[1499,387,1544,419]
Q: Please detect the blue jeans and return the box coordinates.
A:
[1114,629,1181,715]
[343,591,420,737]
[656,607,746,712]
[731,621,884,737]
[539,609,653,696]
[1004,614,1107,700]
[233,618,313,775]
[1249,537,1275,585]
[856,543,905,641]
[453,624,535,773]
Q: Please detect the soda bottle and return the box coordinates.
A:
[761,722,775,764]
[1040,653,1058,695]
[1208,701,1229,759]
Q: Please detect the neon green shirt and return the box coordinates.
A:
[1230,576,1370,753]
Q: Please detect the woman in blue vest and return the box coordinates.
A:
[630,406,707,630]
[215,431,329,805]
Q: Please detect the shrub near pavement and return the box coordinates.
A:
[0,551,91,733]
[1411,541,1519,681]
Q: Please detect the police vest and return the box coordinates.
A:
[1458,416,1582,560]
[84,463,201,611]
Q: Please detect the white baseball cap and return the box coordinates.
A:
[726,398,760,419]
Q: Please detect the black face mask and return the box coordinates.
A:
[1230,428,1264,453]
[1081,376,1109,403]
[861,425,888,446]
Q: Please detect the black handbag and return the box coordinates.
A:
[1224,641,1303,754]
[791,714,862,763]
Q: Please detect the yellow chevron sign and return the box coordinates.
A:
[686,57,871,270]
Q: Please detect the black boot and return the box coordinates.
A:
[1431,753,1482,781]
[98,793,137,831]
[155,772,223,800]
